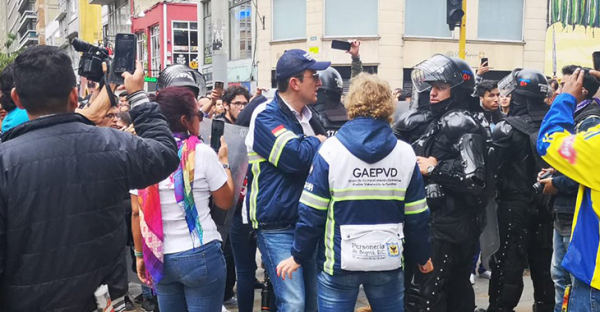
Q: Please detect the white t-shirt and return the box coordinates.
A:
[157,143,228,254]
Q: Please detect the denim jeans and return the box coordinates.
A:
[552,229,572,312]
[257,226,318,312]
[230,214,258,312]
[317,269,404,312]
[155,241,226,312]
[568,277,600,311]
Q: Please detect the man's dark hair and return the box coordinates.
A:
[476,80,499,97]
[277,71,305,93]
[563,65,600,99]
[156,86,198,133]
[13,45,76,115]
[117,111,132,127]
[223,86,250,105]
[0,63,17,112]
[562,65,579,76]
[582,68,600,99]
[548,79,559,92]
[119,92,128,98]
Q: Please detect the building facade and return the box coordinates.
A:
[252,0,547,92]
[198,0,257,91]
[131,1,198,81]
[5,0,39,52]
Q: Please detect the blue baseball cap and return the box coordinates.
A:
[276,49,331,81]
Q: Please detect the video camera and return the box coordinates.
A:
[71,38,110,82]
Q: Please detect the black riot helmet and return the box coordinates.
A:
[313,67,348,131]
[156,64,206,97]
[499,68,550,119]
[411,54,477,116]
[411,54,476,95]
[498,68,550,99]
[318,67,344,102]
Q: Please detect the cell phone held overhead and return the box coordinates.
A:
[331,40,352,51]
[113,33,137,75]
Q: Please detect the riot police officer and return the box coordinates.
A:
[487,69,554,312]
[310,67,349,137]
[400,54,489,312]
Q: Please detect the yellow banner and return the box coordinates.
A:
[79,0,102,45]
[545,23,600,77]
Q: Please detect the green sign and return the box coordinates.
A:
[144,77,158,83]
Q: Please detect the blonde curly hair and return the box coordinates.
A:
[345,73,395,123]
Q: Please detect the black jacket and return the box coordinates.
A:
[0,100,179,312]
[410,108,488,243]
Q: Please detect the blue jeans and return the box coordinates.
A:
[317,269,404,312]
[141,285,153,299]
[257,226,318,312]
[155,241,226,312]
[568,277,600,311]
[230,214,258,312]
[552,229,572,312]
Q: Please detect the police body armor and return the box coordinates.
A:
[413,109,489,217]
[394,109,433,144]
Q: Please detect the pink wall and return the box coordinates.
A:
[131,2,197,76]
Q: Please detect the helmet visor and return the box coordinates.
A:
[411,55,464,93]
[498,70,519,97]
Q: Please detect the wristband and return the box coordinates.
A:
[134,251,143,258]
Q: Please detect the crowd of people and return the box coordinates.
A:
[0,39,600,312]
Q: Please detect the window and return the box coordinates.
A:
[230,0,252,60]
[136,31,148,68]
[172,21,199,68]
[203,1,212,64]
[150,25,161,77]
[324,0,377,37]
[478,0,523,41]
[107,0,130,40]
[405,0,452,38]
[272,0,306,41]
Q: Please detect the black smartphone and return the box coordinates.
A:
[113,33,137,75]
[211,119,225,153]
[593,52,600,71]
[481,57,489,66]
[214,81,224,91]
[331,40,351,51]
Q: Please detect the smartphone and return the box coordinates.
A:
[331,40,352,51]
[113,33,137,75]
[211,119,225,153]
[593,52,600,71]
[214,80,224,91]
[481,57,489,66]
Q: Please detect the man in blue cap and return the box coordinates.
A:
[245,49,329,311]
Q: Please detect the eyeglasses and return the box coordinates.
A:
[230,101,248,107]
[293,71,320,83]
[307,72,320,82]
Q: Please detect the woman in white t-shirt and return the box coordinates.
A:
[132,86,234,312]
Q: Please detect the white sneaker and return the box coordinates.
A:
[470,273,475,285]
[222,306,231,312]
